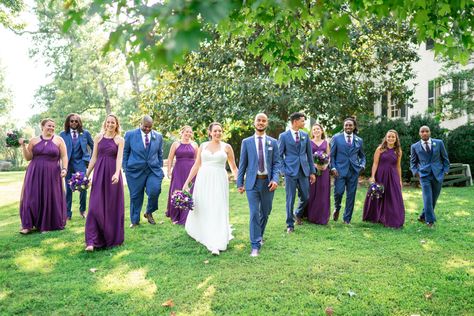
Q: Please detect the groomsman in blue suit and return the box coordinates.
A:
[237,113,282,257]
[123,115,164,228]
[60,113,94,220]
[278,112,316,233]
[330,117,366,224]
[410,125,449,227]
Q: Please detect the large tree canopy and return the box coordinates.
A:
[64,0,474,83]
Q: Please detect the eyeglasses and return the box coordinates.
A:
[70,120,79,123]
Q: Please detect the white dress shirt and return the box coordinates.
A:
[140,130,151,148]
[421,137,432,151]
[290,128,300,142]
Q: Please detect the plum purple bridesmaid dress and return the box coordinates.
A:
[166,143,196,224]
[20,136,67,232]
[85,137,124,248]
[363,148,405,228]
[306,140,331,225]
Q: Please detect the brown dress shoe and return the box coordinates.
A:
[333,210,340,221]
[144,213,156,225]
[295,216,303,225]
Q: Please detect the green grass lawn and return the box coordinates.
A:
[0,171,473,315]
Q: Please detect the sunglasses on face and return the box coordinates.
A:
[70,120,79,123]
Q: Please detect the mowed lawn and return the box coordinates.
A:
[0,171,473,315]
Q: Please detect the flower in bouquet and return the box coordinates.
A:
[6,130,27,148]
[368,182,384,200]
[68,171,90,192]
[171,190,194,212]
[313,151,329,176]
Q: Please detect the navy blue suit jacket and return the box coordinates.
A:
[60,130,94,163]
[278,130,316,177]
[410,138,449,183]
[123,128,164,179]
[237,135,282,190]
[330,132,366,177]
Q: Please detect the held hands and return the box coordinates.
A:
[237,187,245,194]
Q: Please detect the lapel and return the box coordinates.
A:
[249,137,258,168]
[135,129,146,156]
[418,140,432,161]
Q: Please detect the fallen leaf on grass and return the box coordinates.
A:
[159,221,164,225]
[327,247,335,251]
[203,260,209,264]
[89,268,98,273]
[347,290,356,297]
[325,306,334,315]
[424,291,433,300]
[162,299,175,307]
[420,240,426,244]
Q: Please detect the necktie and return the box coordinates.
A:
[145,133,150,148]
[295,132,299,143]
[347,135,352,146]
[258,136,264,173]
[424,141,431,153]
[72,131,77,144]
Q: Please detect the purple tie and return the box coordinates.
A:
[295,132,300,143]
[424,141,431,153]
[145,133,150,148]
[258,136,264,173]
[347,135,352,146]
[72,131,77,144]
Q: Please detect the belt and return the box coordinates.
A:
[256,175,268,179]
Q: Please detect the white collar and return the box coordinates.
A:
[254,133,266,139]
[421,138,432,144]
[344,132,354,139]
[290,128,299,135]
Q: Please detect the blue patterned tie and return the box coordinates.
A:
[258,136,264,173]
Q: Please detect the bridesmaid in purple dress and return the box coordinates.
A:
[166,126,198,224]
[363,129,405,228]
[306,123,331,225]
[19,118,68,234]
[84,114,125,251]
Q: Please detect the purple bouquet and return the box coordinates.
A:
[171,190,194,212]
[368,182,384,200]
[6,130,27,148]
[68,171,90,192]
[313,151,329,176]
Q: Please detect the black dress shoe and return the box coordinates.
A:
[144,213,156,225]
[417,216,425,223]
[333,210,340,221]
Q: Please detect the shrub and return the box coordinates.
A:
[446,124,474,171]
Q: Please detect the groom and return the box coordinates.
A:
[278,112,316,233]
[123,115,164,228]
[237,113,282,257]
[410,125,449,227]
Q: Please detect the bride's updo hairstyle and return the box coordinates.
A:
[208,122,222,140]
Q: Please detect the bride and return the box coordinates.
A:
[183,122,238,255]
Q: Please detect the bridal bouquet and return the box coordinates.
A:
[368,182,384,200]
[68,171,89,192]
[6,130,27,148]
[313,151,329,176]
[171,190,194,212]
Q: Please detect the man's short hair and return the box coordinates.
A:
[289,112,306,123]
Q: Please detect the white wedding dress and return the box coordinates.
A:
[185,141,234,252]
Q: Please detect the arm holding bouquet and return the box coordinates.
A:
[182,145,203,191]
[369,147,381,183]
[19,137,36,161]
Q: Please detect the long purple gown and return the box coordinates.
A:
[307,140,331,225]
[85,137,124,248]
[20,136,67,232]
[363,148,405,228]
[166,143,195,225]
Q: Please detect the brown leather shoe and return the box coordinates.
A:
[333,210,340,221]
[426,222,434,228]
[295,216,303,225]
[144,213,156,225]
[417,216,425,223]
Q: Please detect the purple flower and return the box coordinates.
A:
[368,182,384,199]
[68,171,90,192]
[313,151,329,176]
[171,190,194,212]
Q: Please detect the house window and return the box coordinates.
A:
[452,77,465,98]
[428,79,441,111]
[381,91,407,118]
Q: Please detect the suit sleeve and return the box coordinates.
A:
[359,138,366,169]
[330,136,337,170]
[86,131,94,154]
[278,134,285,175]
[236,140,248,188]
[410,144,419,176]
[306,135,316,174]
[123,132,130,170]
[440,140,450,174]
[271,139,282,183]
[157,134,164,168]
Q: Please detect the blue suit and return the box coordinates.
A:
[410,138,449,223]
[278,130,316,228]
[330,132,366,223]
[237,135,281,250]
[123,128,164,224]
[60,129,94,218]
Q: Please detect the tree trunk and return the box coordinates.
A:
[97,79,111,115]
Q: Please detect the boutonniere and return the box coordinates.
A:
[267,140,272,146]
[432,142,436,147]
[151,133,156,140]
[79,132,83,136]
[301,136,306,141]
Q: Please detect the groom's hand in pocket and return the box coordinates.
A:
[268,181,278,192]
[238,187,245,194]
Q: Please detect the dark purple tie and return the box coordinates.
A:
[424,141,431,153]
[145,133,150,148]
[258,136,264,173]
[295,132,299,143]
[72,131,77,144]
[347,135,352,146]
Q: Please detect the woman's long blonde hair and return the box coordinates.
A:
[380,129,402,156]
[101,114,121,135]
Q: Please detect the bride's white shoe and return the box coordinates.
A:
[211,249,220,256]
